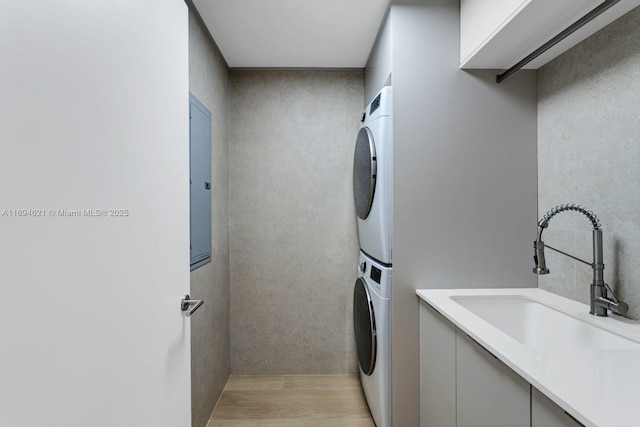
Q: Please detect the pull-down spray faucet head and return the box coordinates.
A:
[533,221,550,275]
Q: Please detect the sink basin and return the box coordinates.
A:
[451,295,640,352]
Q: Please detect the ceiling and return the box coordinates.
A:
[192,0,390,68]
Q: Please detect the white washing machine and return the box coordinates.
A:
[354,250,391,427]
[353,86,392,266]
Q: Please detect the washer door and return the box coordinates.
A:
[353,127,377,220]
[353,277,376,375]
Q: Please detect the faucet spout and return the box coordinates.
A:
[533,204,626,317]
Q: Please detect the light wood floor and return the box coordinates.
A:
[206,375,375,427]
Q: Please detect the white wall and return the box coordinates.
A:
[365,8,393,104]
[366,1,538,424]
[0,2,191,426]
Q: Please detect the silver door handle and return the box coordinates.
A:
[181,294,204,317]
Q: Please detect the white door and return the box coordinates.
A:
[0,2,191,426]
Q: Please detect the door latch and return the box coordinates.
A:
[181,294,204,317]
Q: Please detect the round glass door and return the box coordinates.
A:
[353,127,377,220]
[353,277,376,375]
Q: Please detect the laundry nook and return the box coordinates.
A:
[1,1,638,427]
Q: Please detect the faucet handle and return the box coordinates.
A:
[597,283,629,316]
[595,296,629,316]
[614,301,630,316]
[604,283,620,304]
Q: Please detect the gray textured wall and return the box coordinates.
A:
[538,7,640,319]
[188,8,230,427]
[229,70,362,375]
[371,1,538,424]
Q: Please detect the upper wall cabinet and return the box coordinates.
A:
[460,0,640,70]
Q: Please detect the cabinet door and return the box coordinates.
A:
[460,0,603,69]
[419,302,456,427]
[460,0,527,64]
[456,330,530,427]
[532,387,584,427]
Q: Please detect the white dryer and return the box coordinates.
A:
[354,250,392,427]
[353,86,392,265]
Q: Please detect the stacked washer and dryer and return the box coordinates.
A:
[352,86,392,427]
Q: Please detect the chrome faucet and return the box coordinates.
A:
[533,204,628,317]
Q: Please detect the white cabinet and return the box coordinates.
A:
[419,302,456,427]
[419,300,584,427]
[532,387,584,427]
[456,330,530,427]
[420,301,529,427]
[460,0,532,67]
[460,0,640,70]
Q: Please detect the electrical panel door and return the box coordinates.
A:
[189,93,212,270]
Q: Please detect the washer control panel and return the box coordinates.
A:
[370,266,382,284]
[358,252,391,298]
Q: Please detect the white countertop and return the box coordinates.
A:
[416,288,640,427]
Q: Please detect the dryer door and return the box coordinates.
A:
[353,277,377,375]
[353,127,377,220]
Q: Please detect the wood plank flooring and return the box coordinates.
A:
[207,375,375,427]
